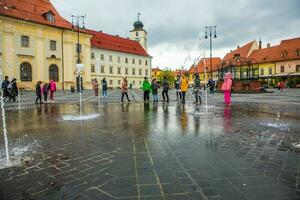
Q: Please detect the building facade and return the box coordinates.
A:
[89,20,152,89]
[0,0,92,89]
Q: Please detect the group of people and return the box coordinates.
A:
[1,76,18,102]
[92,78,108,98]
[35,80,56,104]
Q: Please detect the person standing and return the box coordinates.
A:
[102,78,108,98]
[180,74,189,104]
[42,82,49,102]
[35,81,42,104]
[142,77,151,102]
[279,81,284,92]
[121,77,131,102]
[1,76,10,99]
[193,74,202,104]
[221,72,233,105]
[174,76,182,101]
[162,76,169,103]
[151,78,159,103]
[10,78,18,102]
[208,78,215,95]
[92,79,99,97]
[49,80,57,103]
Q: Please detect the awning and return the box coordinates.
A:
[289,73,300,76]
[273,73,289,77]
[259,75,272,78]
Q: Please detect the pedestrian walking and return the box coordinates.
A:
[142,77,151,102]
[121,77,131,102]
[102,78,108,98]
[49,80,57,103]
[208,78,215,95]
[151,78,159,102]
[92,79,99,97]
[180,74,189,104]
[162,76,169,103]
[42,82,49,102]
[9,78,18,102]
[221,72,233,105]
[174,76,182,101]
[279,81,284,92]
[35,81,42,104]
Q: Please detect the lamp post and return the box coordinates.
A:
[71,15,86,93]
[204,26,217,79]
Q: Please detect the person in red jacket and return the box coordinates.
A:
[49,80,57,103]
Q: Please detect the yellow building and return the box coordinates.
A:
[0,0,92,89]
[151,67,162,80]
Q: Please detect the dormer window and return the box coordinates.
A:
[43,11,55,22]
[296,49,300,57]
[281,51,288,58]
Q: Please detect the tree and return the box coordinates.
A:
[157,69,175,86]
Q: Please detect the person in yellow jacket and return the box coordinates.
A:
[180,74,189,104]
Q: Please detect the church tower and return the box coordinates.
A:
[130,13,148,51]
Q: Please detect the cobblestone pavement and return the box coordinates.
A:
[0,89,299,200]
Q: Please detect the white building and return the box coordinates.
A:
[89,19,152,89]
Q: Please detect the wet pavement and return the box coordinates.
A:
[0,89,300,200]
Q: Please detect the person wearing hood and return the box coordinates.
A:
[49,80,57,103]
[121,77,131,102]
[9,78,18,102]
[221,72,233,105]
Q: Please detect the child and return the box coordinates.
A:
[49,80,56,103]
[151,79,159,102]
[35,81,42,104]
[221,72,233,105]
[42,82,49,102]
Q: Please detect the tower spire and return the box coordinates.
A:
[137,12,141,21]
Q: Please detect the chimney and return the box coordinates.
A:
[259,38,262,49]
[267,43,271,48]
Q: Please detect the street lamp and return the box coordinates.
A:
[71,14,86,93]
[204,26,217,79]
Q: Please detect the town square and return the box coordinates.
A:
[0,0,300,199]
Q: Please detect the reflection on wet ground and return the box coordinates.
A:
[0,101,300,200]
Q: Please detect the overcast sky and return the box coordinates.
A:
[52,0,300,70]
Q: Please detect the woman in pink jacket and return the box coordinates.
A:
[221,72,233,105]
[49,80,57,103]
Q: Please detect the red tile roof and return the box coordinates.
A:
[248,37,300,63]
[189,57,221,73]
[0,0,76,30]
[223,41,256,61]
[87,29,150,57]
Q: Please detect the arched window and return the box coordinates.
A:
[49,64,59,82]
[20,62,32,82]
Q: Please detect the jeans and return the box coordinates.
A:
[102,89,107,97]
[121,92,130,102]
[43,92,48,102]
[50,91,55,101]
[144,90,150,101]
[153,94,158,102]
[182,91,186,103]
[162,90,169,102]
[36,95,42,103]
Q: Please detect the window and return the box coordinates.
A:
[49,64,59,82]
[280,66,285,73]
[109,66,113,74]
[101,54,104,61]
[91,65,95,73]
[132,68,136,75]
[133,80,135,85]
[136,32,139,37]
[118,57,121,63]
[101,65,105,73]
[110,80,113,85]
[76,44,82,53]
[20,62,32,82]
[46,13,55,22]
[139,69,142,75]
[21,35,29,47]
[145,69,148,76]
[296,65,300,72]
[260,69,264,75]
[125,58,128,63]
[125,68,128,75]
[139,59,142,65]
[281,51,287,58]
[117,67,121,74]
[109,55,113,62]
[296,49,300,57]
[268,68,272,75]
[132,59,135,64]
[50,40,56,51]
[91,52,95,59]
[118,80,121,85]
[145,60,148,66]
